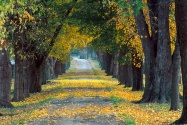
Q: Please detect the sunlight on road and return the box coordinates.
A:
[73,58,92,70]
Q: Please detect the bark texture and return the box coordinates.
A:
[12,53,24,101]
[170,40,181,110]
[174,0,187,123]
[132,63,143,91]
[132,0,156,102]
[0,49,13,107]
[153,0,172,103]
[133,0,172,103]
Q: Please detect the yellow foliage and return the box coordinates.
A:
[169,2,176,53]
[115,6,144,67]
[49,24,93,62]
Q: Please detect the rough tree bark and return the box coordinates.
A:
[0,49,13,107]
[12,53,24,101]
[153,0,172,103]
[29,59,45,93]
[132,0,172,103]
[132,62,143,91]
[118,63,133,87]
[174,0,187,123]
[132,0,156,102]
[23,59,31,98]
[170,40,181,110]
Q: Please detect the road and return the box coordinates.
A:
[74,58,92,70]
[27,58,123,125]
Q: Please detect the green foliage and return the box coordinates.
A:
[60,0,120,58]
[0,1,13,38]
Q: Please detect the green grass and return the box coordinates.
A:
[124,117,136,125]
[110,95,135,125]
[110,95,124,105]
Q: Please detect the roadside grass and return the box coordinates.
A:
[110,95,125,105]
[124,117,136,125]
[0,58,182,125]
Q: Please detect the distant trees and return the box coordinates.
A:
[71,1,144,90]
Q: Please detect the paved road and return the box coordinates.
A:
[74,58,92,70]
[27,58,124,125]
[28,97,122,125]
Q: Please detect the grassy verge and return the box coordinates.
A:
[110,95,136,125]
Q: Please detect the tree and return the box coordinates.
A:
[0,48,13,107]
[174,0,187,123]
[6,0,78,100]
[170,39,180,110]
[130,0,156,102]
[130,0,173,103]
[154,0,172,103]
[0,0,14,107]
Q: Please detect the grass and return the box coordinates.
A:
[124,117,136,125]
[110,95,125,105]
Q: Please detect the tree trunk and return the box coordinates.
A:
[126,63,133,87]
[152,0,172,103]
[132,4,156,102]
[97,52,104,70]
[62,63,66,74]
[109,55,115,76]
[174,0,187,123]
[132,0,172,103]
[139,0,158,102]
[112,54,119,79]
[119,64,126,85]
[29,59,42,93]
[0,49,13,107]
[48,58,57,79]
[102,54,107,71]
[12,49,24,102]
[170,40,181,110]
[45,59,51,80]
[100,53,112,75]
[23,59,31,98]
[40,61,47,85]
[132,62,143,91]
[55,60,63,78]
